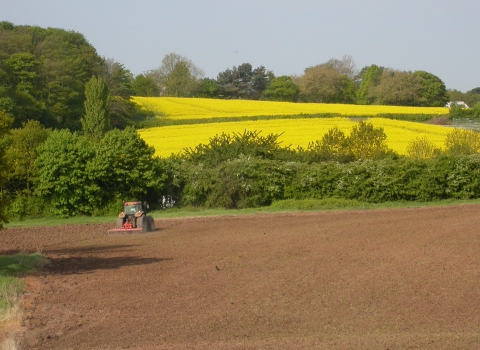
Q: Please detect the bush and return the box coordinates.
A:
[406,136,441,160]
[444,129,480,155]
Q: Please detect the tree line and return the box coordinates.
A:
[2,21,480,225]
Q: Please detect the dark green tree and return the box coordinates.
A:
[196,78,218,98]
[217,63,272,99]
[348,121,389,159]
[356,64,383,105]
[34,130,99,216]
[263,76,300,102]
[369,70,422,106]
[413,71,448,107]
[87,127,165,204]
[0,111,13,228]
[81,76,110,142]
[5,120,50,192]
[296,65,356,103]
[132,73,159,96]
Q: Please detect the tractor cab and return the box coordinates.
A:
[124,201,145,215]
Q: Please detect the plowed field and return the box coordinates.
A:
[1,205,480,349]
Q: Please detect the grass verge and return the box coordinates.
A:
[5,198,480,228]
[0,253,48,321]
[0,253,48,349]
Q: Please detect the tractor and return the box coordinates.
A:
[108,201,155,234]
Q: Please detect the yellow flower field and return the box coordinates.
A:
[132,97,448,120]
[138,117,451,158]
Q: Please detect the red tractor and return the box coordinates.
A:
[108,201,155,234]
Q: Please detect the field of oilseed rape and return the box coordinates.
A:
[138,117,450,158]
[132,97,447,120]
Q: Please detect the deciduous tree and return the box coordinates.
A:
[263,76,300,102]
[81,76,110,142]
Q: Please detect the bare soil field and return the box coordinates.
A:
[1,205,480,349]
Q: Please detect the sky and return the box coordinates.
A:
[2,0,479,92]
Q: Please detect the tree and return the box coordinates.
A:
[413,71,448,107]
[356,64,383,105]
[196,78,218,98]
[406,136,440,160]
[296,65,356,103]
[263,76,300,102]
[5,120,50,192]
[149,53,204,97]
[322,55,358,80]
[348,121,389,160]
[34,130,98,216]
[444,129,480,155]
[87,127,165,204]
[369,70,422,106]
[0,111,13,228]
[132,73,159,96]
[217,63,273,99]
[0,23,104,130]
[99,58,134,99]
[81,76,110,142]
[307,126,353,162]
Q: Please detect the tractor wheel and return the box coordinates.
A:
[136,215,145,233]
[116,217,124,229]
[147,216,155,231]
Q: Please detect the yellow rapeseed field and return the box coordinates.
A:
[139,117,451,158]
[132,97,448,120]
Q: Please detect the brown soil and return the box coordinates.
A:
[1,205,480,349]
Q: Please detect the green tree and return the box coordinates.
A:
[132,73,159,96]
[217,63,273,99]
[196,78,218,98]
[348,121,389,160]
[81,76,110,142]
[413,71,448,107]
[307,126,353,162]
[369,70,422,106]
[0,111,13,228]
[5,120,50,192]
[406,136,440,160]
[356,64,383,105]
[296,65,356,103]
[34,130,98,216]
[0,23,104,130]
[263,76,300,102]
[87,127,165,204]
[444,129,480,155]
[150,53,204,97]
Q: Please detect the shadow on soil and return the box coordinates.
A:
[39,244,173,275]
[43,256,172,275]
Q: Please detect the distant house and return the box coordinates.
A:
[445,101,470,108]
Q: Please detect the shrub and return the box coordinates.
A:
[444,129,480,155]
[406,136,441,160]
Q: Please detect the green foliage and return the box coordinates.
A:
[180,157,300,209]
[81,76,111,142]
[132,73,159,96]
[413,71,448,107]
[11,125,166,218]
[348,121,389,159]
[0,23,104,129]
[217,63,273,99]
[0,111,13,228]
[444,129,480,155]
[87,127,166,205]
[263,76,300,102]
[369,70,423,106]
[296,65,356,103]
[196,78,218,98]
[406,136,440,160]
[5,120,50,192]
[356,64,383,104]
[34,130,99,217]
[305,126,353,162]
[180,130,293,167]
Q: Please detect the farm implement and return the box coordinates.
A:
[108,201,155,234]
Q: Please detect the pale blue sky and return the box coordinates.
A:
[2,0,478,92]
